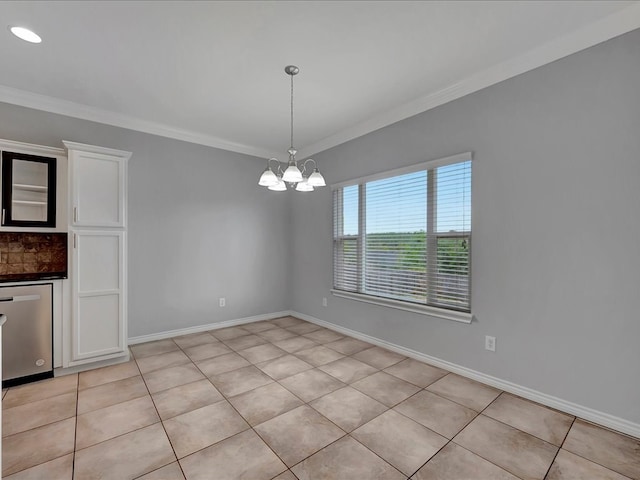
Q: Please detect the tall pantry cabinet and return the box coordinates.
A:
[63,141,130,366]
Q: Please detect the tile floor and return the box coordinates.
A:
[2,316,639,479]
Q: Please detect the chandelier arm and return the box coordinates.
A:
[301,158,317,175]
[268,157,282,174]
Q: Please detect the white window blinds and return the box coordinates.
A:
[333,153,471,313]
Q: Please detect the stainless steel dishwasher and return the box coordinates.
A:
[1,283,53,387]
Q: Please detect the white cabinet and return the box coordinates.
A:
[71,231,125,361]
[63,141,130,366]
[66,142,127,228]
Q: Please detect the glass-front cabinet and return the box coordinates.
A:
[1,151,56,227]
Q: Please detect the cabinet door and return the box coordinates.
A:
[70,150,125,228]
[71,231,126,362]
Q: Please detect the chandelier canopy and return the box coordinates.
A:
[258,65,326,192]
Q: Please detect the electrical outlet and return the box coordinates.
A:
[219,297,226,307]
[322,297,327,307]
[485,335,496,352]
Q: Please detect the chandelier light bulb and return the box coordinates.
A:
[282,164,303,183]
[307,168,326,187]
[258,167,279,186]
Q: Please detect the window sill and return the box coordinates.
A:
[330,289,472,324]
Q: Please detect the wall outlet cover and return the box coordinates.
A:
[485,335,496,352]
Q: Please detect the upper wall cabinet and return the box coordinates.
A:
[0,139,67,231]
[1,151,57,227]
[63,141,130,228]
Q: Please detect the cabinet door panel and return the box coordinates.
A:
[78,235,120,291]
[72,151,124,227]
[72,231,125,362]
[76,294,121,358]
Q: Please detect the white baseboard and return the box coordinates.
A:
[127,311,292,345]
[291,310,640,439]
[55,352,131,377]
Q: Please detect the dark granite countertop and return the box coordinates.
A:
[0,272,67,283]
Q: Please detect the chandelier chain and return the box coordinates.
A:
[290,72,294,150]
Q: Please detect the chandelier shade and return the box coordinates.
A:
[257,65,326,192]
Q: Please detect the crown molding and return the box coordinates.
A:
[0,85,272,159]
[0,3,638,160]
[298,3,640,158]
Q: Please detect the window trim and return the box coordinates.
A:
[332,151,473,323]
[330,289,473,324]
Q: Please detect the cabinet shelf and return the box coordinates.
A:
[12,200,47,206]
[12,183,48,192]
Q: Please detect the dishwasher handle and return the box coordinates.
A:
[0,295,41,303]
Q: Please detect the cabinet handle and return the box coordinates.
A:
[73,207,78,223]
[1,209,4,225]
[73,233,77,248]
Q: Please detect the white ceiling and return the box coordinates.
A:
[0,1,639,159]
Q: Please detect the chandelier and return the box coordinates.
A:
[258,65,326,192]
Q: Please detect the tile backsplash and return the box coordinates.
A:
[0,232,67,281]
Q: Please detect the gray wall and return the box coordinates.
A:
[0,104,291,336]
[291,29,640,424]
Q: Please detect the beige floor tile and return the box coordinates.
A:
[273,471,298,480]
[3,391,76,437]
[223,333,268,351]
[172,332,219,349]
[273,336,318,353]
[394,390,477,439]
[279,368,346,403]
[228,382,303,426]
[352,409,447,476]
[563,419,640,479]
[2,417,75,477]
[286,322,323,335]
[412,442,518,480]
[426,373,501,411]
[143,363,205,394]
[292,435,404,480]
[131,339,180,359]
[182,342,232,362]
[310,386,387,432]
[210,326,251,341]
[352,371,421,407]
[195,352,250,377]
[303,328,345,344]
[483,393,574,446]
[78,360,139,390]
[294,345,345,366]
[77,375,148,414]
[547,449,633,480]
[76,395,159,449]
[271,317,304,328]
[137,461,185,480]
[179,429,286,480]
[74,423,175,480]
[257,327,298,342]
[242,321,278,333]
[384,358,448,388]
[237,343,286,364]
[152,379,224,420]
[352,346,406,369]
[319,357,378,383]
[210,365,274,397]
[136,349,191,374]
[163,401,249,458]
[325,337,373,355]
[3,374,77,408]
[257,354,314,380]
[453,414,558,480]
[254,405,345,467]
[3,453,74,480]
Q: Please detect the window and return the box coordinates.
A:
[333,153,472,321]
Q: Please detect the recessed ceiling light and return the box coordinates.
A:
[9,26,42,44]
